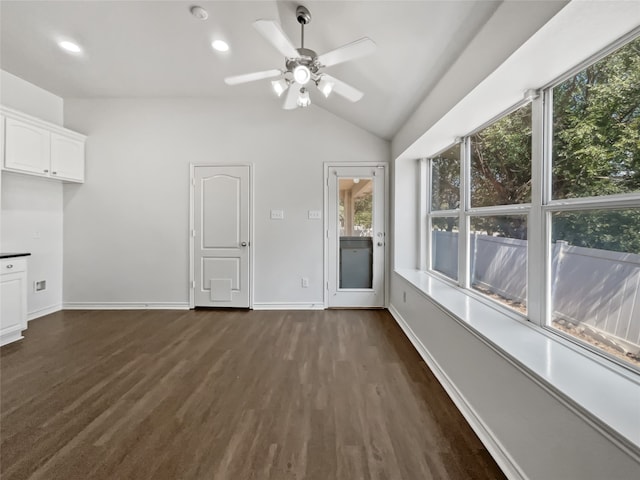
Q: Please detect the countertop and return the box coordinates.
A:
[0,253,31,259]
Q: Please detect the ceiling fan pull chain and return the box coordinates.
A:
[301,22,304,49]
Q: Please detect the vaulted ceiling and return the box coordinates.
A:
[0,1,503,139]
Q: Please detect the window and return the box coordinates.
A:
[431,146,460,211]
[423,32,640,370]
[470,215,527,313]
[428,145,460,281]
[552,37,640,200]
[547,35,640,368]
[468,104,531,311]
[426,105,532,310]
[470,103,532,207]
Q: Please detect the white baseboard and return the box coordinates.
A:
[28,304,62,321]
[252,302,325,310]
[0,330,24,347]
[63,302,190,310]
[388,304,526,480]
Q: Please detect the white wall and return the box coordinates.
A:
[62,98,389,307]
[1,173,64,318]
[392,158,419,270]
[0,70,63,125]
[1,69,65,319]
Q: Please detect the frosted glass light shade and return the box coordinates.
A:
[297,89,311,107]
[293,65,311,85]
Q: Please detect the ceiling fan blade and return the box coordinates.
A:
[316,38,376,68]
[224,69,282,85]
[321,74,364,102]
[253,19,300,59]
[283,83,300,110]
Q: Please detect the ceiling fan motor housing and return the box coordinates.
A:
[286,48,320,80]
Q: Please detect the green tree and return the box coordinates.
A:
[553,37,640,199]
[470,104,532,239]
[467,35,640,250]
[354,192,372,230]
[552,35,640,253]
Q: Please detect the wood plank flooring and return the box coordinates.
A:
[1,309,506,480]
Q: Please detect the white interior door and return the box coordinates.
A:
[192,165,250,308]
[326,164,386,307]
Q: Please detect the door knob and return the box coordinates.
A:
[241,242,248,247]
[377,242,383,246]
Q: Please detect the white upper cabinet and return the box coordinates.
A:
[5,117,51,176]
[1,106,86,183]
[50,132,85,182]
[0,115,4,161]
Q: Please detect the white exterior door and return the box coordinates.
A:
[326,164,387,307]
[192,165,251,308]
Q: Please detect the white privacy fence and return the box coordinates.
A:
[432,231,640,349]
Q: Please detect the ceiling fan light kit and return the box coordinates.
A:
[317,77,334,98]
[293,65,311,85]
[271,78,288,97]
[224,4,376,110]
[297,88,311,108]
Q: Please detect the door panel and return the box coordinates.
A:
[202,175,241,247]
[327,165,386,307]
[193,166,250,308]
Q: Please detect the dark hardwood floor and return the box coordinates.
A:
[0,309,505,480]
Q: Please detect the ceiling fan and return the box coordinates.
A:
[224,5,376,110]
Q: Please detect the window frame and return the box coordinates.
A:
[425,101,535,319]
[539,70,640,366]
[422,30,640,373]
[424,143,462,284]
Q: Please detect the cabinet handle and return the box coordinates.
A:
[44,169,49,173]
[6,264,13,269]
[52,171,57,175]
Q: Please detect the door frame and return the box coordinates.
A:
[189,163,254,309]
[323,162,389,308]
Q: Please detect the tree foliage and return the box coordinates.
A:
[354,192,372,230]
[471,104,532,208]
[553,37,640,199]
[552,36,640,253]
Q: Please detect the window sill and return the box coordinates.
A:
[394,268,640,454]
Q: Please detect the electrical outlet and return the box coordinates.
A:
[301,277,309,288]
[271,209,284,220]
[34,280,47,292]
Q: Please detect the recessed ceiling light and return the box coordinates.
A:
[211,40,229,52]
[58,40,82,54]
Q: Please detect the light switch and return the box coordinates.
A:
[308,210,322,220]
[271,209,284,220]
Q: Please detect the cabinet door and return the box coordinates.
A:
[0,115,5,162]
[4,118,51,175]
[0,272,27,337]
[51,133,85,182]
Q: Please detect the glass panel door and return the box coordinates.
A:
[339,178,374,289]
[327,165,386,308]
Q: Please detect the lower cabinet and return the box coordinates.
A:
[0,258,28,347]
